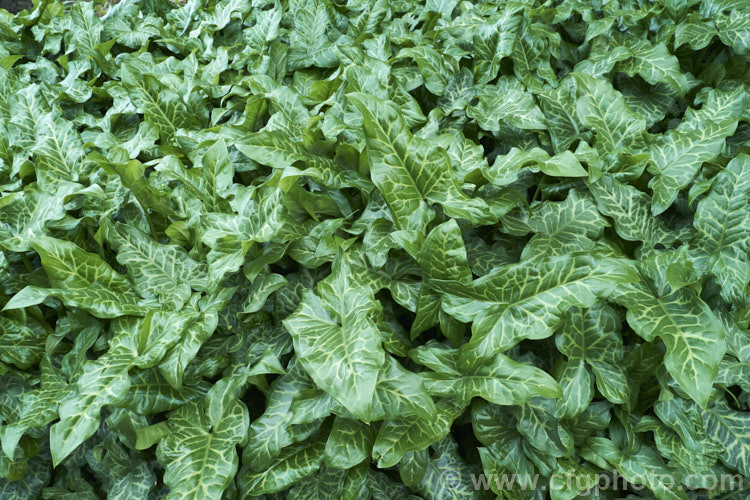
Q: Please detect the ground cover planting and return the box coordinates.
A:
[1,0,750,498]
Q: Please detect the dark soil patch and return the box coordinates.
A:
[0,0,33,13]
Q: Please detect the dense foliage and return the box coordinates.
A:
[1,0,750,498]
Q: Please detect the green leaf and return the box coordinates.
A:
[539,150,588,177]
[101,219,207,309]
[8,84,44,151]
[134,310,200,370]
[200,139,234,212]
[286,0,339,70]
[86,435,156,499]
[199,186,286,282]
[410,345,561,405]
[349,92,494,231]
[158,309,220,390]
[0,183,78,252]
[692,154,750,305]
[521,190,608,260]
[51,349,135,466]
[287,464,352,500]
[0,446,50,499]
[553,359,594,419]
[120,66,192,140]
[413,219,472,339]
[32,111,86,189]
[716,10,750,54]
[283,256,385,422]
[647,87,743,214]
[701,401,750,476]
[572,73,646,154]
[538,79,582,153]
[614,37,689,93]
[398,46,452,95]
[373,356,437,420]
[157,397,248,500]
[675,19,717,50]
[413,437,477,499]
[324,417,376,469]
[611,283,726,407]
[243,362,319,470]
[236,130,368,190]
[8,237,147,318]
[557,303,629,406]
[433,254,636,367]
[467,78,547,131]
[1,359,69,458]
[372,400,464,468]
[459,3,524,84]
[585,437,688,500]
[483,147,587,187]
[95,157,175,216]
[482,147,549,186]
[514,397,574,458]
[240,434,326,496]
[0,316,45,369]
[589,174,676,245]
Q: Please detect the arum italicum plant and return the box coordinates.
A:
[1,0,750,498]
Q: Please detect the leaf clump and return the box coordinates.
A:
[1,0,750,498]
